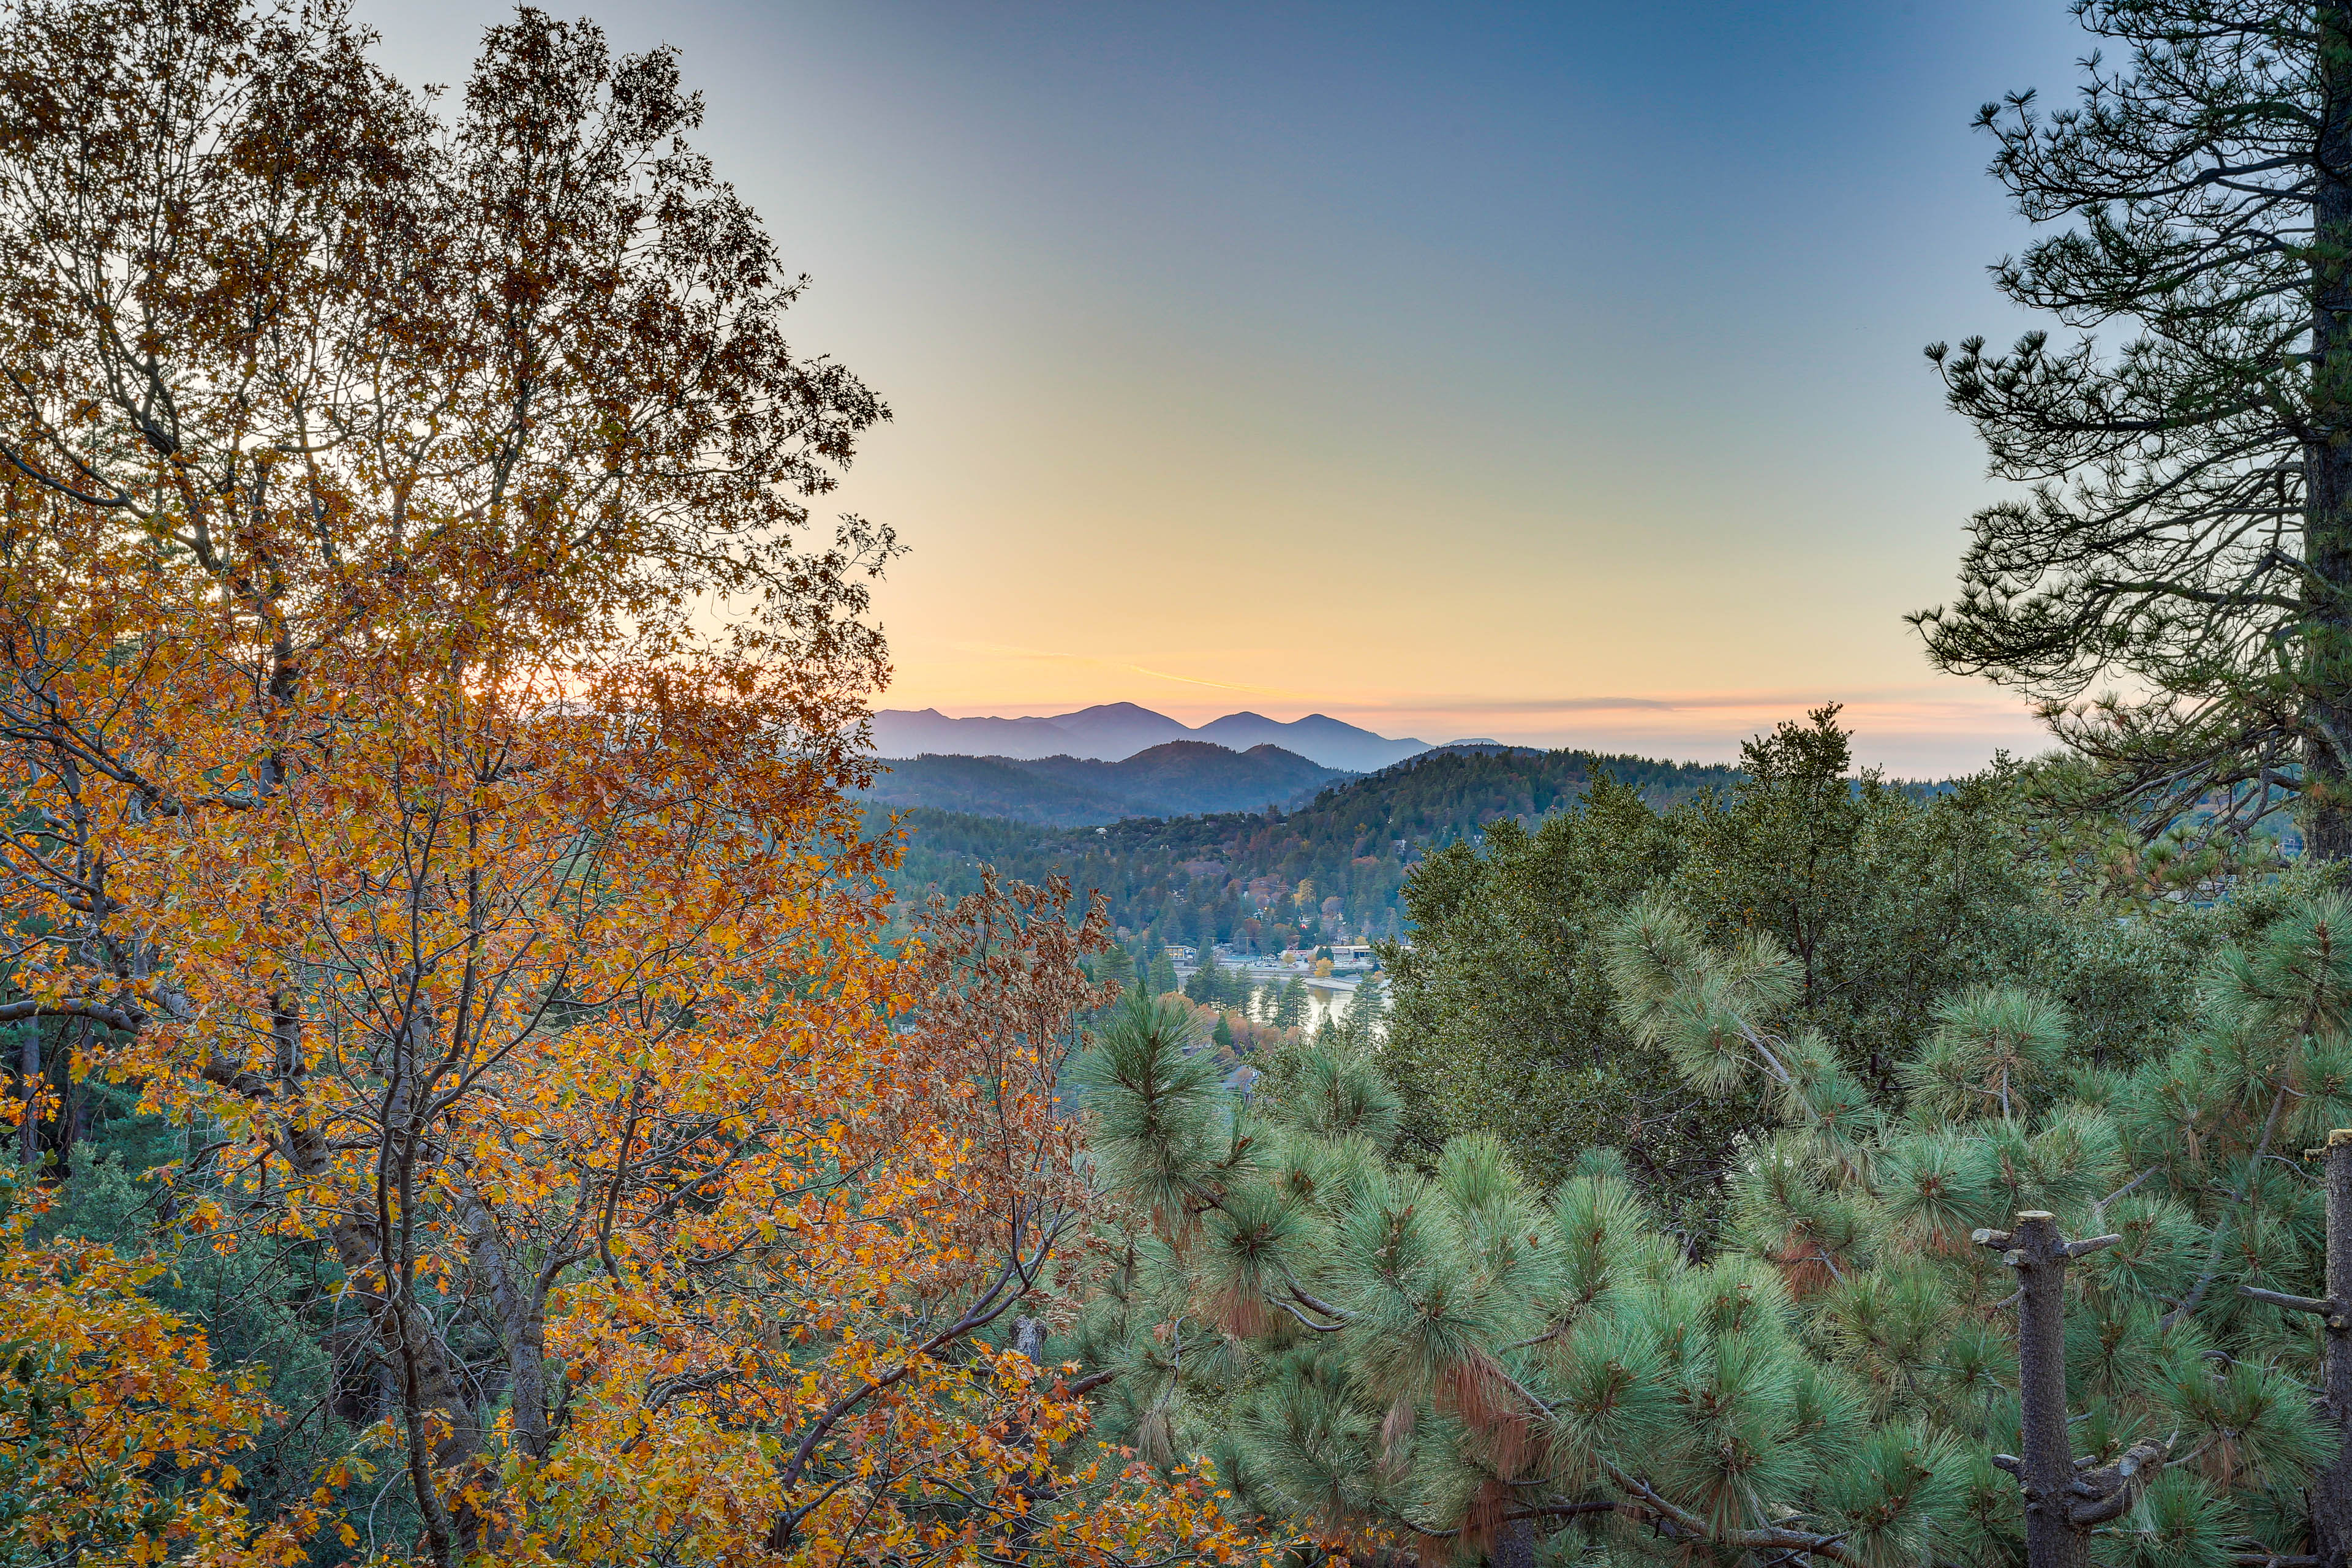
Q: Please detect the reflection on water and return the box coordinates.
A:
[1174,964,1378,1031]
[1302,982,1354,1028]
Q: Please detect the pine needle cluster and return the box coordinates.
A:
[1057,890,2352,1568]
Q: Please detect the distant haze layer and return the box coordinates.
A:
[870,703,1429,772]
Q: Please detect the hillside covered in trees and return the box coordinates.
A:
[856,739,1349,824]
[875,742,1750,948]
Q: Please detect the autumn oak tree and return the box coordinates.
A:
[0,4,1252,1565]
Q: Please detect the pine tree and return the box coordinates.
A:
[1917,2,2352,854]
[1273,978,1306,1031]
[1185,950,1221,1005]
[1336,976,1384,1044]
[1610,888,2345,1566]
[1148,946,1178,997]
[1058,894,2352,1568]
[1066,993,1954,1564]
[1095,944,1139,997]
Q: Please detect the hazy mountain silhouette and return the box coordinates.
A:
[861,741,1349,826]
[870,703,1427,771]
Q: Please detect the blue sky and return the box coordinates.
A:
[364,0,2095,772]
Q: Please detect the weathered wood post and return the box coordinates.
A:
[1977,1210,2157,1568]
[2242,1128,2352,1566]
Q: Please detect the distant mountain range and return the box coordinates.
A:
[869,703,1430,772]
[861,740,1348,827]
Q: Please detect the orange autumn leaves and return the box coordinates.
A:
[0,1,1267,1563]
[4,576,1262,1565]
[0,1177,358,1567]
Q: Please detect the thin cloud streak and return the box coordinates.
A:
[902,683,2050,775]
[1306,685,2030,718]
[1321,688,2050,769]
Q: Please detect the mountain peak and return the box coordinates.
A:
[1059,701,1161,718]
[870,704,1431,771]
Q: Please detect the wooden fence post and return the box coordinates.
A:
[1977,1210,2158,1568]
[2242,1129,2352,1566]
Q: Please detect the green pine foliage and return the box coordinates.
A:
[1646,892,2352,1567]
[1061,994,1969,1564]
[1381,710,2236,1223]
[1185,950,1222,1004]
[1055,886,2352,1568]
[1092,944,1140,994]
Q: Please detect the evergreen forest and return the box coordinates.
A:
[875,746,1750,953]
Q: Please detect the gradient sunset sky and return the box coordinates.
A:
[364,1,2097,774]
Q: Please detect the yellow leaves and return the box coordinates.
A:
[0,1180,358,1564]
[1,516,1216,1567]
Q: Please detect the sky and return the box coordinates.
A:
[361,0,2096,774]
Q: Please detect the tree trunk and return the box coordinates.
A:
[461,1186,555,1462]
[2010,1213,2088,1568]
[2307,5,2352,861]
[1488,1516,1536,1568]
[1983,1212,2152,1567]
[2237,1131,2352,1561]
[56,1019,86,1178]
[17,1019,35,1169]
[282,1103,481,1545]
[2317,1132,2352,1567]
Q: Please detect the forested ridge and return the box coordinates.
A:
[858,741,1349,826]
[876,744,1749,945]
